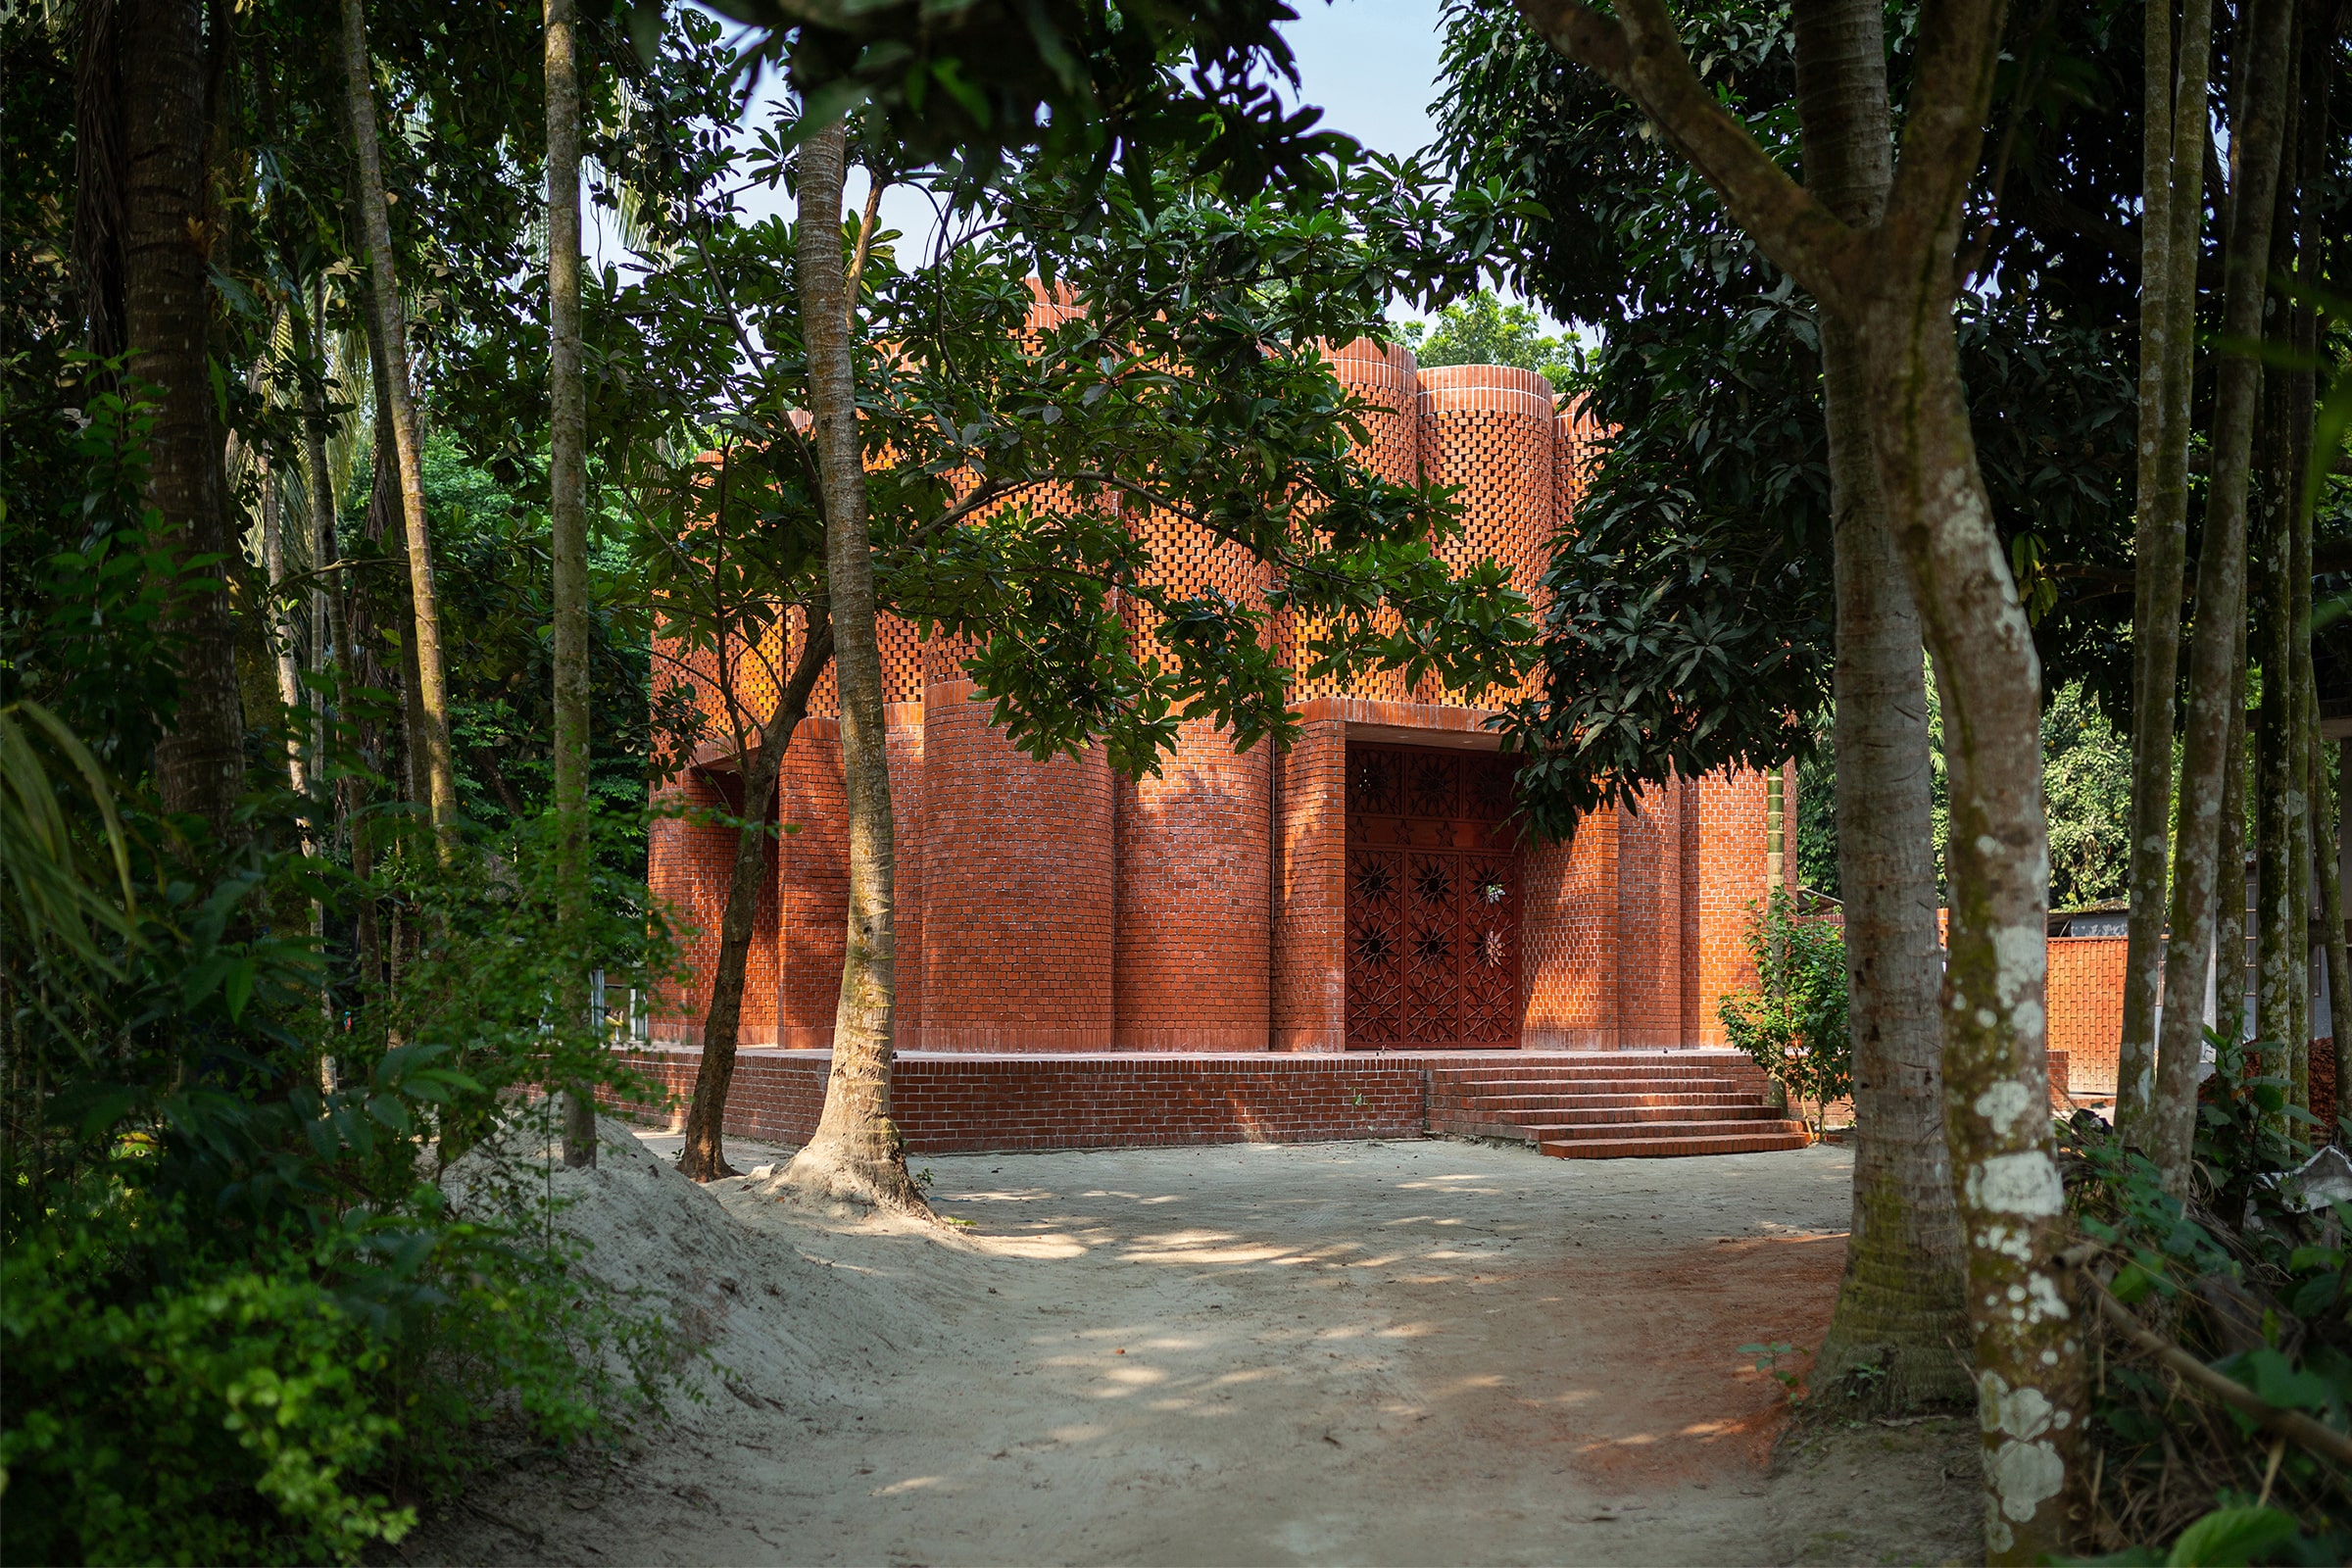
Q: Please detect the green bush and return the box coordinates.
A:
[1717,890,1851,1137]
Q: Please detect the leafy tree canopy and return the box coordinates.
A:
[1399,289,1579,387]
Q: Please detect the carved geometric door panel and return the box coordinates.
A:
[1344,744,1521,1048]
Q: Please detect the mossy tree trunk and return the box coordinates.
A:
[1795,0,1968,1410]
[544,0,597,1167]
[340,0,458,857]
[1509,0,2085,1550]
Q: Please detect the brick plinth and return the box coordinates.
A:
[617,1047,1427,1151]
[920,678,1114,1051]
[1114,719,1274,1050]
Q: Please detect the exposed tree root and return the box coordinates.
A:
[765,1133,933,1220]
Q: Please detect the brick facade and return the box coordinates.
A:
[651,343,1778,1059]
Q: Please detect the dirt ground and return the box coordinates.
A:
[408,1127,1980,1566]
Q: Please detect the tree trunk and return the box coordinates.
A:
[774,122,927,1214]
[339,0,458,855]
[123,0,244,832]
[2316,712,2349,1138]
[299,281,346,810]
[2118,0,2214,1141]
[2151,0,2297,1185]
[2218,649,2250,1046]
[544,0,596,1168]
[260,459,310,798]
[1794,0,1970,1410]
[2254,28,2309,1116]
[1854,273,2082,1564]
[1506,0,2082,1545]
[679,612,834,1182]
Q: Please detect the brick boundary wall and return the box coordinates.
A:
[612,1048,1427,1152]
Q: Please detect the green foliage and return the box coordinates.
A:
[1787,670,2135,906]
[626,126,1538,783]
[2042,681,2135,910]
[1400,290,1579,387]
[1436,0,2144,829]
[2,364,688,1560]
[1716,891,1849,1138]
[2061,1039,2352,1559]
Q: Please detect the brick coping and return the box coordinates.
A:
[624,1045,1757,1064]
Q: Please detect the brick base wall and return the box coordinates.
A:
[614,1048,1427,1152]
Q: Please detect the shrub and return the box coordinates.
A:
[1717,889,1850,1137]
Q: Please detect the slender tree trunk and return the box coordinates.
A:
[2255,32,2309,1115]
[123,0,244,832]
[2151,0,2297,1185]
[1794,0,1969,1409]
[2218,649,2251,1045]
[2316,710,2349,1138]
[2119,0,2214,1140]
[679,613,834,1182]
[260,460,310,798]
[2256,368,2298,1096]
[339,0,458,855]
[2280,26,2314,1125]
[775,122,926,1213]
[299,283,345,805]
[544,0,597,1168]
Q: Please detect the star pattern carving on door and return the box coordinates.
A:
[1344,744,1521,1048]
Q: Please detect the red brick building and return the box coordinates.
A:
[640,340,1812,1156]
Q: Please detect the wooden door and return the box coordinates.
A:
[1344,744,1521,1049]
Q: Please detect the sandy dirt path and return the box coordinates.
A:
[414,1134,1977,1566]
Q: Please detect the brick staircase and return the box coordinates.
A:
[1427,1052,1811,1158]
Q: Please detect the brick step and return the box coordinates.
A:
[1428,1057,1760,1082]
[1508,1102,1792,1129]
[1432,1091,1767,1113]
[1539,1124,1813,1159]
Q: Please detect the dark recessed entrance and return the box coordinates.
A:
[1343,743,1521,1049]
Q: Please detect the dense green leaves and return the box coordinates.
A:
[1433,0,2143,831]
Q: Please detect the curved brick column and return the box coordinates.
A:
[1615,779,1687,1050]
[1114,719,1273,1049]
[1417,364,1556,707]
[1521,811,1619,1050]
[1692,769,1772,1048]
[919,677,1114,1050]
